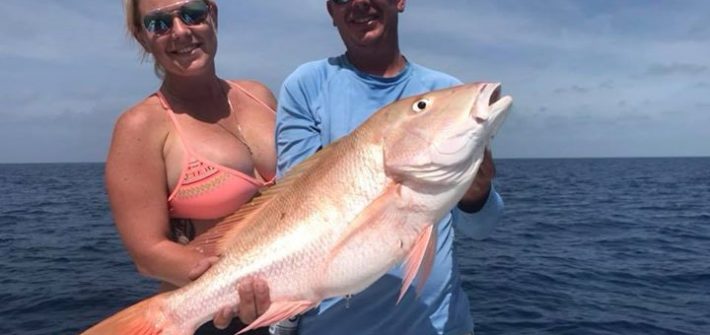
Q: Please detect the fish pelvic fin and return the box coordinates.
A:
[238,300,316,334]
[80,293,182,335]
[398,223,438,304]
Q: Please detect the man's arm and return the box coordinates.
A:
[453,150,504,240]
[275,74,322,177]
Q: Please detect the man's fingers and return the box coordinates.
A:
[238,277,257,324]
[485,149,496,177]
[475,150,495,184]
[213,307,234,330]
[480,150,494,176]
[461,149,495,210]
[254,279,271,316]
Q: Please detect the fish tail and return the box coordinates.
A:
[81,293,181,335]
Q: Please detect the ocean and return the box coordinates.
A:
[1,158,708,335]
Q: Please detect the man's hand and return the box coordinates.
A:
[458,149,496,213]
[236,277,271,324]
[188,257,272,329]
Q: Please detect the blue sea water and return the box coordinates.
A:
[0,158,708,335]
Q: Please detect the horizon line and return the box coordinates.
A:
[1,155,709,165]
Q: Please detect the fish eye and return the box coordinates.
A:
[412,99,431,113]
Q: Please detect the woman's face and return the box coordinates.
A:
[137,0,218,77]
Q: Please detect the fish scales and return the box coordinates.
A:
[164,130,391,328]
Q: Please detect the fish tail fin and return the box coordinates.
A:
[81,293,180,335]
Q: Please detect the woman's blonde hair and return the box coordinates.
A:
[122,0,216,78]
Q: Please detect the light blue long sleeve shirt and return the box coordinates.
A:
[275,55,503,335]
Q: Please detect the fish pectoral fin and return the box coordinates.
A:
[414,223,438,296]
[325,183,401,267]
[238,300,316,334]
[398,223,437,304]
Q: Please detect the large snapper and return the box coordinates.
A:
[82,82,512,335]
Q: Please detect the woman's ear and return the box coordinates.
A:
[135,32,149,53]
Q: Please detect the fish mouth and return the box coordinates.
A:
[488,84,513,116]
[489,84,501,107]
[476,83,512,138]
[429,83,511,159]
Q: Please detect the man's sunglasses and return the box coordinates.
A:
[330,0,352,4]
[142,0,210,35]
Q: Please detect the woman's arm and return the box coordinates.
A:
[105,102,206,287]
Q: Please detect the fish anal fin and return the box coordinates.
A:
[397,224,437,304]
[238,300,315,334]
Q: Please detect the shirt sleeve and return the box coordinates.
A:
[452,186,504,240]
[275,74,322,177]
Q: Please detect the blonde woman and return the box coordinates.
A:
[107,1,273,333]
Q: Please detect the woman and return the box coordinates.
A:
[106,0,273,333]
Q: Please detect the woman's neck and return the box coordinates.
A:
[161,72,223,104]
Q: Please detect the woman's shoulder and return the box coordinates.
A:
[114,95,169,134]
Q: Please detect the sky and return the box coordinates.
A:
[0,0,708,163]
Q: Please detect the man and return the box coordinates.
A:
[273,0,504,334]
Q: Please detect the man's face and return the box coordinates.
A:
[327,0,405,49]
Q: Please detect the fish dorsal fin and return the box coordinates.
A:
[188,145,335,257]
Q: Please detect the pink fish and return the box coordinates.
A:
[81,82,513,335]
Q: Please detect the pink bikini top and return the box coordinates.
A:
[156,85,273,220]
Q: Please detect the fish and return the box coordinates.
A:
[81,82,513,335]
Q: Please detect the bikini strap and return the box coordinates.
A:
[154,91,195,165]
[154,91,189,138]
[228,80,276,114]
[225,81,276,184]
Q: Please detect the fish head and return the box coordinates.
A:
[380,82,512,189]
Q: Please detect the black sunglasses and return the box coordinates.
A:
[142,0,210,35]
[330,0,352,4]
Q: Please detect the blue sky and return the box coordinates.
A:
[1,0,708,163]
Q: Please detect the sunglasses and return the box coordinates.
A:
[142,0,210,35]
[330,0,352,4]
